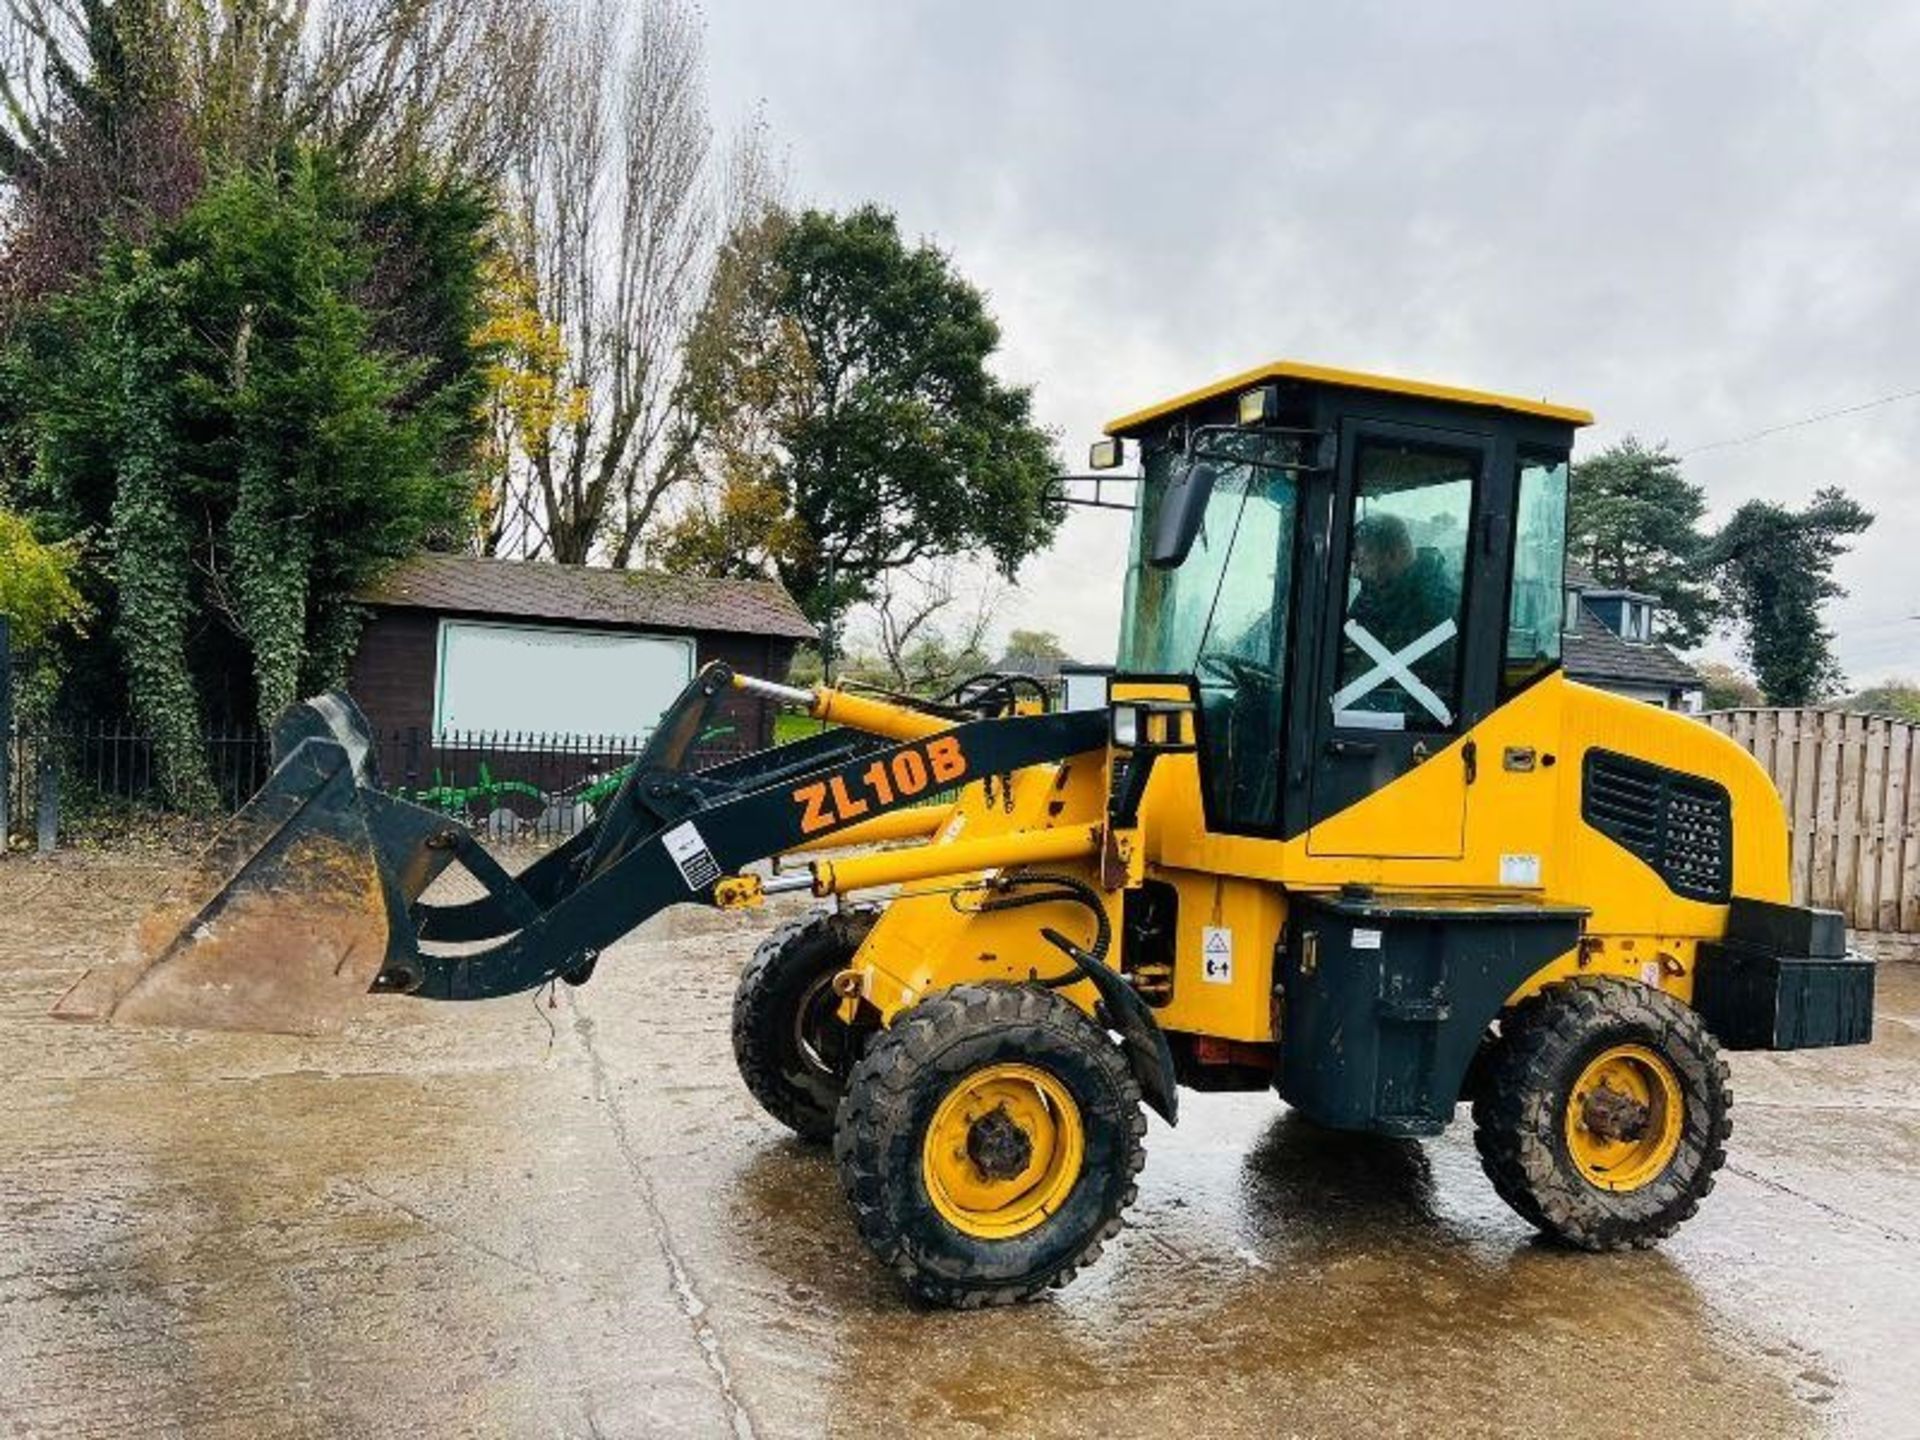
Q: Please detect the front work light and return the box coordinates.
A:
[1088,437,1124,470]
[1237,384,1280,426]
[1110,703,1141,749]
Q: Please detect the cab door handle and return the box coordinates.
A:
[1326,739,1377,758]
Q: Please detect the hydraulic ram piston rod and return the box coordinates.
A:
[732,673,948,743]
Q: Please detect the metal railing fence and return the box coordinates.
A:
[3,717,755,849]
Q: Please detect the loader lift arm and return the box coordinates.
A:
[56,664,1110,1031]
[410,667,894,945]
[390,673,1108,1001]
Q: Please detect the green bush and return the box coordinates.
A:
[0,507,87,652]
[10,153,489,804]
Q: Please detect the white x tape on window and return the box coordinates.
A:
[1331,618,1457,726]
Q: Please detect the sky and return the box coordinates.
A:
[701,2,1920,685]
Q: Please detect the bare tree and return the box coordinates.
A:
[493,0,715,565]
[865,559,1003,694]
[1,0,547,315]
[1,0,547,187]
[291,0,549,181]
[644,118,802,575]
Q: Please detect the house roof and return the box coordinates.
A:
[1563,600,1702,690]
[991,651,1081,681]
[357,553,817,641]
[1581,586,1659,604]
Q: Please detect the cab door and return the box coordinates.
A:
[1305,421,1485,858]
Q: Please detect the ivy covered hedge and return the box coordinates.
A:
[4,153,491,805]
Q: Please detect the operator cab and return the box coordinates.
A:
[1096,360,1592,852]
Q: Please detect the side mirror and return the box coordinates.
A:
[1150,458,1220,568]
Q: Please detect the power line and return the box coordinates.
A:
[1682,385,1920,457]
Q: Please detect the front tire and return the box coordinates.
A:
[1473,977,1731,1250]
[732,907,878,1142]
[834,983,1146,1307]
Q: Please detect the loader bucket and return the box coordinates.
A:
[52,694,451,1035]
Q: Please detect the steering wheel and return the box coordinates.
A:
[1197,652,1278,690]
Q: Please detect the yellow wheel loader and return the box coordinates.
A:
[58,360,1876,1307]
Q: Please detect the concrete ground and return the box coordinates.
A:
[2,854,1917,1439]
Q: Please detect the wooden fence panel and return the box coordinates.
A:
[1895,721,1913,931]
[1707,707,1920,932]
[1884,716,1911,933]
[1788,710,1818,900]
[1813,710,1843,911]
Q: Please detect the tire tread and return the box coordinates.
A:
[731,906,876,1142]
[834,983,1146,1307]
[1473,976,1731,1250]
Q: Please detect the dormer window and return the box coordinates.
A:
[1563,586,1583,637]
[1623,601,1653,644]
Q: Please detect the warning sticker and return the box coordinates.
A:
[662,820,722,892]
[1202,926,1233,984]
[1352,927,1383,951]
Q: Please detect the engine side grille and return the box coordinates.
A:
[1581,749,1732,903]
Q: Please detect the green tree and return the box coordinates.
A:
[657,204,812,580]
[1841,680,1920,722]
[1569,437,1716,648]
[1709,487,1873,705]
[672,204,1062,620]
[1002,629,1068,662]
[1695,659,1764,711]
[14,155,487,801]
[0,507,88,652]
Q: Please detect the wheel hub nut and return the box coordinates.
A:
[1582,1082,1652,1143]
[965,1105,1034,1180]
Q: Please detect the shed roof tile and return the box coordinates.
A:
[357,554,817,641]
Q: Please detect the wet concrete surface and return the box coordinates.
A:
[3,854,1918,1438]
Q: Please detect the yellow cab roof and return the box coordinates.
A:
[1104,358,1595,435]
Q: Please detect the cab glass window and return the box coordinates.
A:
[1331,440,1475,732]
[1120,432,1300,827]
[1503,452,1570,694]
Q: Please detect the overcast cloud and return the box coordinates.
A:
[703,2,1920,684]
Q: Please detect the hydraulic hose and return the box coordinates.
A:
[977,869,1113,966]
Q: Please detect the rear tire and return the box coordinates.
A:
[1473,977,1731,1250]
[834,983,1146,1308]
[732,907,878,1142]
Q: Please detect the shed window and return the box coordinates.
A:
[435,620,694,740]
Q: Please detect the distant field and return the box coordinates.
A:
[773,712,832,745]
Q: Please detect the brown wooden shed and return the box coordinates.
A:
[348,554,815,759]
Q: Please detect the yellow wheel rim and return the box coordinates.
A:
[1564,1044,1685,1192]
[922,1062,1086,1239]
